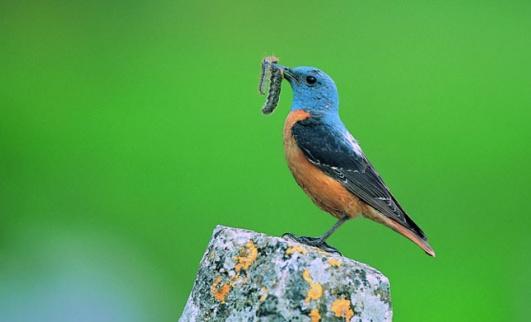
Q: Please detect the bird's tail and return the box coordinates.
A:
[365,208,436,257]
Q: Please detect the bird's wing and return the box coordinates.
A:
[291,117,426,240]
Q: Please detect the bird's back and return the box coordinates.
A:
[283,110,368,219]
[283,110,435,256]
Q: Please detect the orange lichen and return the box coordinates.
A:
[210,276,231,303]
[327,258,342,267]
[309,308,321,322]
[235,240,258,272]
[211,240,258,304]
[331,298,354,321]
[303,269,323,303]
[286,245,307,255]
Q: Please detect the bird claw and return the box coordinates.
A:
[282,233,342,255]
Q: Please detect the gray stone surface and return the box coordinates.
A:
[179,226,392,322]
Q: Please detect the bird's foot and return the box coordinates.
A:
[282,233,342,255]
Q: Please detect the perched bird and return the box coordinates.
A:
[278,65,435,257]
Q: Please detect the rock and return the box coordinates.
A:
[179,226,392,322]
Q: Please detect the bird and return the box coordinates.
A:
[277,65,435,257]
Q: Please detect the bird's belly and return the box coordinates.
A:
[283,112,365,218]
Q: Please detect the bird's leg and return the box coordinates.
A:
[315,215,349,244]
[283,215,350,255]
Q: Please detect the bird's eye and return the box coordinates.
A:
[306,76,317,84]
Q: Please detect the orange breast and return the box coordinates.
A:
[283,110,365,219]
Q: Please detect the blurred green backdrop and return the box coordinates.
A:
[1,1,531,321]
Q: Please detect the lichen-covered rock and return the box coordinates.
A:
[180,226,392,322]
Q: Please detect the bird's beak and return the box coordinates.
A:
[278,65,296,82]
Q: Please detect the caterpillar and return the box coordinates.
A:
[259,56,283,115]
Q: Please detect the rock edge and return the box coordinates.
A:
[180,225,392,321]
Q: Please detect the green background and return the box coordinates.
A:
[2,1,530,321]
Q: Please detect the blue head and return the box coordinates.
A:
[282,66,339,116]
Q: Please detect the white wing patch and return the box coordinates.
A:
[344,132,364,156]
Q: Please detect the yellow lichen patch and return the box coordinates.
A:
[303,269,323,303]
[235,240,258,272]
[327,258,342,267]
[210,276,231,303]
[309,308,321,322]
[331,298,354,321]
[286,245,307,255]
[259,287,269,302]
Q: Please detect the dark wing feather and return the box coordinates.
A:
[291,118,426,240]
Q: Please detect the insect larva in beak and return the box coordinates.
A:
[258,56,279,95]
[258,56,283,115]
[261,64,283,115]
